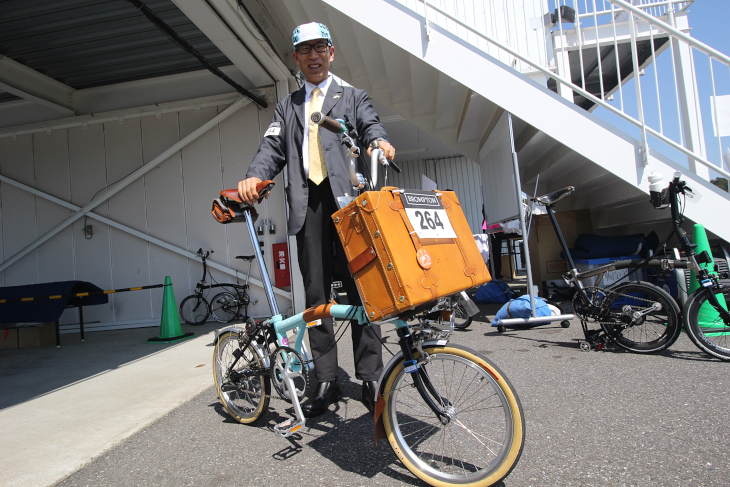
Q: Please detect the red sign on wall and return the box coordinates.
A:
[272,242,291,287]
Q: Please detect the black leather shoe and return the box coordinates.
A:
[301,381,342,418]
[361,380,378,413]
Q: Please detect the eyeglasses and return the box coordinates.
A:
[295,42,331,54]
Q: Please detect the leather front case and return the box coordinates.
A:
[332,189,491,322]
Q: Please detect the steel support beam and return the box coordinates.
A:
[0,55,76,115]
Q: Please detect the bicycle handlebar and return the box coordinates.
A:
[196,248,213,258]
[310,111,347,134]
[371,140,401,173]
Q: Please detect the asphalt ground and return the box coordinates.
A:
[55,303,729,487]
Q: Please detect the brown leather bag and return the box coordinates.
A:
[332,188,491,322]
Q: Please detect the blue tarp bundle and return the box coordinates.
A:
[474,280,516,304]
[491,295,552,327]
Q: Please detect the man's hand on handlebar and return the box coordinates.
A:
[367,140,396,161]
[238,177,266,205]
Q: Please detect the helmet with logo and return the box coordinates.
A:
[292,22,332,47]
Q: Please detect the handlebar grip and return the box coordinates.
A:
[310,112,346,134]
[389,160,402,173]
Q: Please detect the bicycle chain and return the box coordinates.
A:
[223,335,310,404]
[573,285,661,327]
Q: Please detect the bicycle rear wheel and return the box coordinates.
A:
[213,331,270,424]
[452,299,472,329]
[600,281,681,353]
[683,287,730,361]
[210,292,240,323]
[179,295,210,325]
[381,344,524,487]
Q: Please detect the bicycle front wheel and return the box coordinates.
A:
[600,281,681,353]
[213,331,270,424]
[210,292,240,323]
[382,344,525,487]
[179,295,210,325]
[684,286,730,361]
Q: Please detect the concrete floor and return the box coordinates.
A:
[0,321,221,487]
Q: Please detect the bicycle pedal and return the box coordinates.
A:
[274,418,305,437]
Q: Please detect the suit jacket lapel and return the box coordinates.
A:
[321,78,343,116]
[292,87,306,131]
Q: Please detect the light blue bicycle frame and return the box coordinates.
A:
[239,205,411,436]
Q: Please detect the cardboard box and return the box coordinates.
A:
[501,254,516,279]
[1,328,19,349]
[18,323,55,348]
[528,210,592,286]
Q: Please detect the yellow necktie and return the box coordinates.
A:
[308,87,327,185]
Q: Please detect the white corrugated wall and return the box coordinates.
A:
[0,91,292,332]
[377,155,484,233]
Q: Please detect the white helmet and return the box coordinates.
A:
[292,22,332,47]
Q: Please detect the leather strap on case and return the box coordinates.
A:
[348,246,377,275]
[389,192,438,300]
[439,192,479,284]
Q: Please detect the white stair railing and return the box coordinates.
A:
[407,0,730,181]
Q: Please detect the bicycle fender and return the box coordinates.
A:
[213,326,270,368]
[373,338,449,445]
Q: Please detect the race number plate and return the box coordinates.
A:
[400,190,456,239]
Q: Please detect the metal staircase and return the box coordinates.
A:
[218,0,730,241]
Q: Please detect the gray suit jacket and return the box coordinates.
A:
[246,79,388,235]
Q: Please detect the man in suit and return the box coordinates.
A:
[238,22,396,418]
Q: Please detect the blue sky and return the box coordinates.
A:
[686,0,730,53]
[588,0,730,175]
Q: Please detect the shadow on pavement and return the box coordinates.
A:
[0,321,218,410]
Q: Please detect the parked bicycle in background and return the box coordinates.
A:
[649,172,730,360]
[179,248,257,325]
[531,187,682,353]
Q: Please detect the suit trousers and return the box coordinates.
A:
[296,178,384,383]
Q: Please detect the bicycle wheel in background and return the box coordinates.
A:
[381,344,525,487]
[213,330,270,424]
[452,298,472,329]
[179,295,210,325]
[210,292,240,323]
[600,281,681,353]
[683,286,730,361]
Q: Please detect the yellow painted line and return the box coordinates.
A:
[104,290,115,294]
[76,292,89,297]
[49,295,62,299]
[0,299,6,303]
[21,297,34,302]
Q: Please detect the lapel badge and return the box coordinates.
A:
[333,93,341,99]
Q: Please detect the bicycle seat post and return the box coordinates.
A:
[243,210,279,316]
[244,258,254,289]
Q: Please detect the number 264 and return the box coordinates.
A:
[414,210,445,230]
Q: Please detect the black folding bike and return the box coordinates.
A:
[179,248,257,325]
